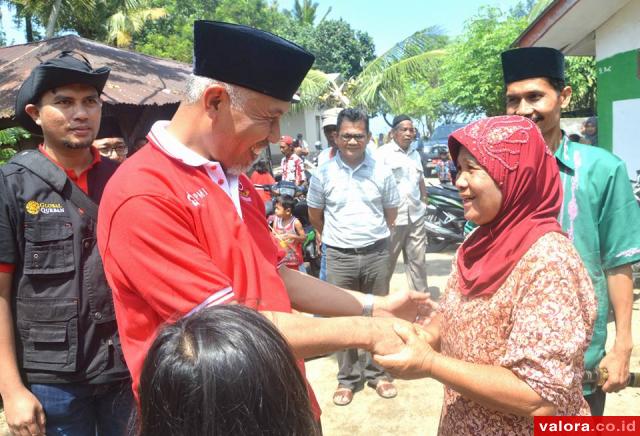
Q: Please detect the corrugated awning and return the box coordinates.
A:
[0,35,191,118]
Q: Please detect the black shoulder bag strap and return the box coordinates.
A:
[11,150,99,220]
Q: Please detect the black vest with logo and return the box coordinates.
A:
[0,150,130,384]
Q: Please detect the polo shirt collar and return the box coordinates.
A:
[148,121,215,167]
[148,121,243,219]
[554,134,575,172]
[390,139,414,154]
[336,151,373,172]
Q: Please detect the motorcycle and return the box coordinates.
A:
[423,182,466,252]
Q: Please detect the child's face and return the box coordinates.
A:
[274,203,291,217]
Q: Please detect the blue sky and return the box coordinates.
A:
[3,1,524,50]
[279,0,525,54]
[1,0,525,135]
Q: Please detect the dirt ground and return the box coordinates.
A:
[1,250,639,435]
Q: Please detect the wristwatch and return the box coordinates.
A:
[362,293,374,317]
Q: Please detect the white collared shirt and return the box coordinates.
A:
[307,152,400,248]
[148,121,243,218]
[375,140,425,225]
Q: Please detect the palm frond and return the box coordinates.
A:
[106,6,165,47]
[293,69,335,111]
[352,49,446,112]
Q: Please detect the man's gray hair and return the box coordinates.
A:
[184,74,246,107]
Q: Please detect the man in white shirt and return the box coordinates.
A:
[376,115,429,295]
[308,108,401,406]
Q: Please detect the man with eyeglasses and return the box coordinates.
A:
[308,108,401,406]
[93,116,128,163]
[375,115,429,296]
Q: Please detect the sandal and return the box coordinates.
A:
[332,386,354,406]
[374,380,397,399]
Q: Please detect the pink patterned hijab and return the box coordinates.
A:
[448,115,563,298]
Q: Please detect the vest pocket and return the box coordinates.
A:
[23,221,74,275]
[17,298,78,372]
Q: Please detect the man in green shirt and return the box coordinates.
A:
[501,47,640,416]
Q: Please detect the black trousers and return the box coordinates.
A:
[584,388,606,416]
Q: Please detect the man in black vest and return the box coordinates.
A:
[0,52,131,436]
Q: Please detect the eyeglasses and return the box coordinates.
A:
[97,145,128,156]
[339,134,367,142]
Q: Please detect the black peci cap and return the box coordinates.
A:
[501,47,565,85]
[96,116,123,139]
[14,51,110,135]
[391,114,412,128]
[193,21,315,102]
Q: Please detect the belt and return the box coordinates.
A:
[325,238,388,255]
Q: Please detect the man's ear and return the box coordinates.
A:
[202,84,228,119]
[559,85,572,110]
[24,104,41,126]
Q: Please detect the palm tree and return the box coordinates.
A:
[4,0,95,39]
[106,0,165,48]
[294,69,349,112]
[292,0,330,26]
[350,27,448,123]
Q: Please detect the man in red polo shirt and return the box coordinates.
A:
[0,52,131,436]
[97,21,429,422]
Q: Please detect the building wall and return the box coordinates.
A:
[595,0,640,61]
[595,0,640,178]
[267,107,324,164]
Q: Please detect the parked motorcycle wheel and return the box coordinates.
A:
[425,213,451,253]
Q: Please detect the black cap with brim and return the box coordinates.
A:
[501,47,564,85]
[15,51,110,135]
[193,20,315,102]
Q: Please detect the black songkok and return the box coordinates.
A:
[193,21,315,102]
[96,116,123,139]
[392,114,412,128]
[501,47,565,85]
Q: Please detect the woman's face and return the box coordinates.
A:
[454,146,503,225]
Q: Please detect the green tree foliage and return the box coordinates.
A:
[565,56,596,113]
[133,0,289,63]
[5,0,96,40]
[134,2,375,79]
[105,1,166,47]
[288,0,330,25]
[0,127,30,164]
[292,0,318,25]
[288,19,375,78]
[349,27,449,133]
[2,1,166,44]
[440,3,596,117]
[440,7,527,117]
